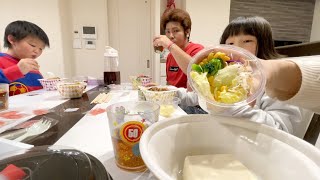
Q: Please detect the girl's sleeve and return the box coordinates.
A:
[222,94,305,135]
[177,88,199,107]
[286,56,320,113]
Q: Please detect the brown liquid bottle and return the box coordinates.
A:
[104,46,121,86]
[104,71,120,85]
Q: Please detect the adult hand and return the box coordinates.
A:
[153,35,172,49]
[17,58,40,75]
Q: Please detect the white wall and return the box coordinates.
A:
[0,0,109,79]
[70,0,109,78]
[186,0,231,46]
[310,0,320,41]
[160,0,185,14]
[0,0,65,78]
[153,0,162,84]
[58,0,75,78]
[0,0,230,81]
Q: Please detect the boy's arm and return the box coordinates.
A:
[0,65,24,83]
[0,58,40,83]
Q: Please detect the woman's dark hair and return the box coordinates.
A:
[220,16,281,60]
[160,8,191,40]
[4,20,50,48]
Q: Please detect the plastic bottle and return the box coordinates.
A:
[104,46,121,86]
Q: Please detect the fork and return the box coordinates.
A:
[14,120,52,142]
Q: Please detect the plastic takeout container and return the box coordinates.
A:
[57,81,87,99]
[139,115,320,180]
[106,101,160,172]
[158,97,181,118]
[0,83,9,111]
[38,78,62,91]
[0,145,111,180]
[187,45,266,113]
[142,85,178,104]
[129,75,152,90]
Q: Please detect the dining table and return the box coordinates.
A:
[1,84,320,179]
[0,84,188,179]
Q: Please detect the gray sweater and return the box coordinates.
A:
[177,88,313,138]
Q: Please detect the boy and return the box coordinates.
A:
[0,20,50,96]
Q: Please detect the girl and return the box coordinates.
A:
[178,16,313,138]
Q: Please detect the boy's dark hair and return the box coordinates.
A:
[220,16,281,60]
[160,8,192,40]
[4,20,50,48]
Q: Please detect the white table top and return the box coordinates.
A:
[0,86,96,134]
[54,89,187,179]
[4,85,320,179]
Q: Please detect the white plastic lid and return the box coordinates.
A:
[104,46,118,57]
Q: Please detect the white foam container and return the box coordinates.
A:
[140,115,320,180]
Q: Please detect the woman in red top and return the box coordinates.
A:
[153,9,203,88]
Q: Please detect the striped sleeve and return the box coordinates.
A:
[3,65,24,82]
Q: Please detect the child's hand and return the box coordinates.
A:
[17,58,40,74]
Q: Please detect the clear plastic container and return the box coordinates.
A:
[0,83,8,111]
[129,75,152,90]
[38,78,62,91]
[187,45,266,113]
[57,81,87,99]
[158,97,181,118]
[0,145,111,180]
[142,85,178,104]
[106,101,160,172]
[104,46,120,85]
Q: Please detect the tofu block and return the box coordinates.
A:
[183,154,257,180]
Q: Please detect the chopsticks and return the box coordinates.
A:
[90,93,113,104]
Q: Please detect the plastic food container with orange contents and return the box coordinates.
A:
[106,101,160,172]
[0,84,8,111]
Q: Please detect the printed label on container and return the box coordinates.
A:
[119,121,145,145]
